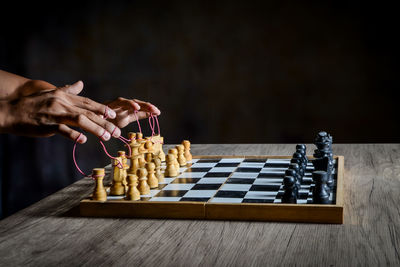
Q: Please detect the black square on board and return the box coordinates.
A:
[204,172,232,178]
[180,197,210,202]
[214,190,247,198]
[264,163,290,168]
[171,178,201,184]
[185,167,212,172]
[197,159,221,163]
[249,185,281,191]
[154,190,188,197]
[243,199,274,203]
[226,178,255,184]
[236,167,262,173]
[244,159,267,163]
[215,163,240,167]
[257,173,284,178]
[191,184,221,190]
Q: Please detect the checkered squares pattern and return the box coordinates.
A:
[106,157,337,204]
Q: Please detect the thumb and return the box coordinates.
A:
[59,80,84,95]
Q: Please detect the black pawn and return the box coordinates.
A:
[285,169,300,194]
[312,156,334,190]
[296,148,308,165]
[312,171,330,204]
[293,152,307,177]
[289,163,302,184]
[291,157,304,178]
[296,144,306,151]
[296,144,307,163]
[282,176,297,203]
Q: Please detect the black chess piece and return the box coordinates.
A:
[296,146,308,165]
[285,169,300,194]
[282,176,297,203]
[312,156,334,190]
[312,171,330,204]
[288,163,302,184]
[297,151,307,167]
[290,158,304,178]
[296,144,306,151]
[314,131,333,159]
[292,153,306,177]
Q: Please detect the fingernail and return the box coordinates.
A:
[102,131,111,141]
[108,109,116,119]
[78,135,87,144]
[112,128,121,138]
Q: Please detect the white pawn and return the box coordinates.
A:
[165,154,178,177]
[169,148,180,170]
[125,174,140,201]
[159,136,166,162]
[182,140,193,162]
[153,158,165,183]
[146,162,158,189]
[137,168,150,195]
[110,157,125,196]
[176,144,187,167]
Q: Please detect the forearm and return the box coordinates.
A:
[0,100,10,133]
[0,70,30,100]
[0,70,55,100]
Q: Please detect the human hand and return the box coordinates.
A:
[0,81,120,144]
[105,97,161,128]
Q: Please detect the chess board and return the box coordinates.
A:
[80,155,344,223]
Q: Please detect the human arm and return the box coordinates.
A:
[0,70,160,143]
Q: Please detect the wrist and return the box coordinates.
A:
[0,100,12,133]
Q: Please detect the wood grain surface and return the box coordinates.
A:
[0,144,399,266]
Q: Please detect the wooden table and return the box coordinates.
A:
[0,144,399,266]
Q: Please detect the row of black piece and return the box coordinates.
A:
[282,144,308,203]
[312,131,335,204]
[281,131,335,204]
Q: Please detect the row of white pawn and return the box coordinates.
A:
[91,139,192,201]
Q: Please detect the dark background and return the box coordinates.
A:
[0,1,399,218]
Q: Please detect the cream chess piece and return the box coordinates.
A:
[159,136,166,162]
[118,151,128,189]
[137,168,150,195]
[146,162,158,189]
[168,148,180,170]
[125,173,140,201]
[165,153,179,177]
[110,157,125,196]
[91,168,107,201]
[176,144,187,167]
[153,158,165,183]
[182,140,193,162]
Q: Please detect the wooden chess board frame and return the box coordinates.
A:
[80,155,344,224]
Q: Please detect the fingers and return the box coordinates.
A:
[58,81,116,119]
[67,94,116,119]
[135,111,153,120]
[59,81,84,95]
[133,99,161,115]
[56,124,87,144]
[58,110,120,141]
[111,97,141,110]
